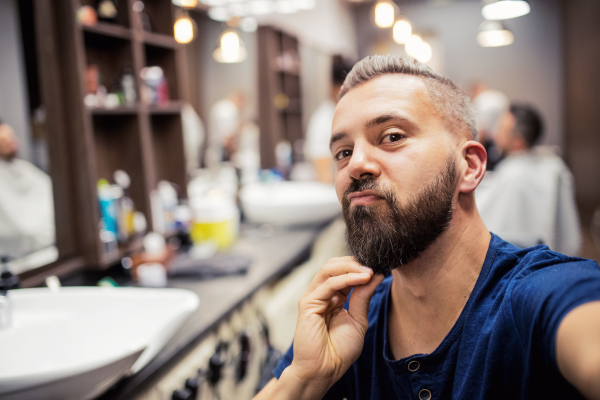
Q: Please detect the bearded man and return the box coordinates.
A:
[253,55,600,400]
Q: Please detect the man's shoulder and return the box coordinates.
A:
[493,237,600,301]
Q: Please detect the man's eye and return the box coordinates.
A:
[382,133,405,143]
[334,149,352,161]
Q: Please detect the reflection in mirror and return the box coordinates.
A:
[0,0,58,274]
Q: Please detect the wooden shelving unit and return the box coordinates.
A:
[53,0,189,268]
[257,26,304,168]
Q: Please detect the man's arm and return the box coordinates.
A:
[253,257,385,400]
[556,301,600,399]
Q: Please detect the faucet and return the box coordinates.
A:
[0,256,19,329]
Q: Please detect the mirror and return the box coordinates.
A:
[0,0,58,274]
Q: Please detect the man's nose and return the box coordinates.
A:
[347,142,381,181]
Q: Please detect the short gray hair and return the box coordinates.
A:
[339,55,477,140]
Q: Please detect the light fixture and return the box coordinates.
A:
[405,34,432,63]
[293,0,316,10]
[208,6,230,21]
[477,20,514,47]
[248,0,275,15]
[481,0,530,20]
[393,18,412,44]
[240,16,258,32]
[275,0,298,14]
[373,1,396,28]
[213,30,248,63]
[172,0,198,8]
[174,12,197,44]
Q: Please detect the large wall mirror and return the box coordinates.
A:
[0,0,79,281]
[0,0,58,273]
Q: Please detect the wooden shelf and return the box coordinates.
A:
[143,31,176,49]
[81,22,131,40]
[88,105,140,115]
[146,101,183,115]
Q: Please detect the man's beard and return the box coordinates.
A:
[342,157,457,275]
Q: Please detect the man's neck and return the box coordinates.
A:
[387,205,491,360]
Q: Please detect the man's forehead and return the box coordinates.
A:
[332,74,438,130]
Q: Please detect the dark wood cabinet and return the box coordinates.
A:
[257,26,304,169]
[20,0,190,285]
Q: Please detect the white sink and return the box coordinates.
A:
[240,181,341,226]
[0,287,199,400]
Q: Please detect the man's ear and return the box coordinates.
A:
[458,140,487,194]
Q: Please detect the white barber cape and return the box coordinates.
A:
[0,158,55,258]
[476,149,582,256]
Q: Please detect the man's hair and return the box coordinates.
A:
[338,55,477,140]
[509,103,543,148]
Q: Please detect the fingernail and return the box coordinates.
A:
[360,266,372,274]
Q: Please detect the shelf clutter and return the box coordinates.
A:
[71,0,189,268]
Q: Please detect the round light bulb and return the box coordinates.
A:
[482,0,530,20]
[393,19,412,44]
[374,1,395,28]
[174,16,195,44]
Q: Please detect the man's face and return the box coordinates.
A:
[493,111,516,153]
[330,74,460,273]
[0,124,18,160]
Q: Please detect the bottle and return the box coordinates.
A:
[121,68,137,105]
[98,179,118,237]
[97,0,118,23]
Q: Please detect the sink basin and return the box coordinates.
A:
[0,287,199,400]
[240,181,341,226]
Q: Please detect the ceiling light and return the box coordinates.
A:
[481,0,530,20]
[174,13,197,44]
[405,34,432,63]
[293,0,316,10]
[213,30,248,63]
[477,20,514,47]
[172,0,198,8]
[229,2,249,16]
[393,19,412,44]
[275,0,298,14]
[208,6,230,21]
[373,1,395,28]
[240,17,258,32]
[248,0,274,15]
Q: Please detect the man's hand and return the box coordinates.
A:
[290,257,384,385]
[556,301,600,400]
[253,257,384,400]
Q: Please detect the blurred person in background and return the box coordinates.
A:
[207,91,246,168]
[470,81,509,171]
[476,103,581,255]
[304,56,353,183]
[0,117,55,258]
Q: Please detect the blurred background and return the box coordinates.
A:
[1,1,600,398]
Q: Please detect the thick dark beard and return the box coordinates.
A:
[342,157,457,275]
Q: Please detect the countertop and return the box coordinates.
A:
[95,225,323,400]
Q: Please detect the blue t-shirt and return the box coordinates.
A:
[273,234,600,399]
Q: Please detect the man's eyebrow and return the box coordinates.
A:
[329,132,347,150]
[366,114,416,129]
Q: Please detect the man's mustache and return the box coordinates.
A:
[343,177,386,201]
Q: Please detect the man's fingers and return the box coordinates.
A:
[302,272,372,311]
[306,257,370,292]
[348,273,386,329]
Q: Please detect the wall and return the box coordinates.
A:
[0,0,33,162]
[354,0,564,149]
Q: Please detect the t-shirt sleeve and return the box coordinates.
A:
[510,259,600,374]
[273,342,294,379]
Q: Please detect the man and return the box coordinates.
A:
[0,118,55,258]
[253,55,600,399]
[304,56,353,183]
[476,104,581,255]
